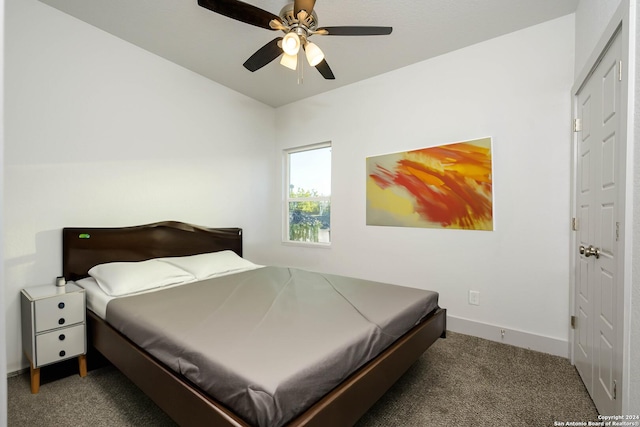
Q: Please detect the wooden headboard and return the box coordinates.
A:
[62,221,242,281]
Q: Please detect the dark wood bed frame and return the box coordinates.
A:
[62,221,446,427]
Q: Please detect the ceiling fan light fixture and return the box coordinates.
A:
[282,32,301,55]
[280,53,298,70]
[305,42,324,67]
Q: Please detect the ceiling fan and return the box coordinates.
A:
[197,0,392,79]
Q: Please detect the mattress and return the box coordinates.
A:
[87,266,439,427]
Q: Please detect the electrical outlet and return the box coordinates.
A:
[468,290,480,306]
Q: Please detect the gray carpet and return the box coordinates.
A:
[7,332,598,426]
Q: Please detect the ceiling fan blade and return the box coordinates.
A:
[315,59,335,80]
[243,37,283,72]
[294,0,316,17]
[198,0,281,30]
[316,26,393,36]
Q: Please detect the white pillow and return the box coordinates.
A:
[158,250,259,280]
[88,259,195,297]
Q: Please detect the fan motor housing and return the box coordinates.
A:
[279,3,318,31]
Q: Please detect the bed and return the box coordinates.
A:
[62,221,446,427]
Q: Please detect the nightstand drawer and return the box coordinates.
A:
[34,292,84,332]
[35,324,86,367]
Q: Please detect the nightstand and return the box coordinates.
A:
[20,282,87,393]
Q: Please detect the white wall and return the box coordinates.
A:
[272,16,575,356]
[0,0,8,423]
[3,0,275,373]
[632,3,640,417]
[575,0,622,76]
[632,56,640,417]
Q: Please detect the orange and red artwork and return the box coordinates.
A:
[366,137,493,230]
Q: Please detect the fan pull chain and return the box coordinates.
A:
[297,53,304,85]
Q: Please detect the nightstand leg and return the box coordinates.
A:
[29,363,40,394]
[78,354,87,378]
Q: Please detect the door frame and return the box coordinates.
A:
[569,0,635,414]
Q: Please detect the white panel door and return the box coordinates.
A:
[575,75,594,398]
[573,31,622,416]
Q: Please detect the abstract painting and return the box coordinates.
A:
[366,137,493,230]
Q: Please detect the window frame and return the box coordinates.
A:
[283,142,332,247]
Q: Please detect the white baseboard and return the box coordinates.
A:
[446,315,570,358]
[7,367,28,378]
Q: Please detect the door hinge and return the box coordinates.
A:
[613,380,617,399]
[619,60,622,81]
[571,316,577,329]
[573,118,582,132]
[572,217,579,231]
[616,222,620,241]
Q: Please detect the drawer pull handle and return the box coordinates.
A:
[58,302,65,309]
[59,334,65,341]
[59,350,66,358]
[58,318,65,325]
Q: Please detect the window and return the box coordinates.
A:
[284,143,331,245]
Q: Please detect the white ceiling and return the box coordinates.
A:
[37,0,579,107]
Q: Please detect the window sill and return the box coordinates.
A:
[281,241,331,249]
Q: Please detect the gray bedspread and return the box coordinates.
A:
[106,266,439,427]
